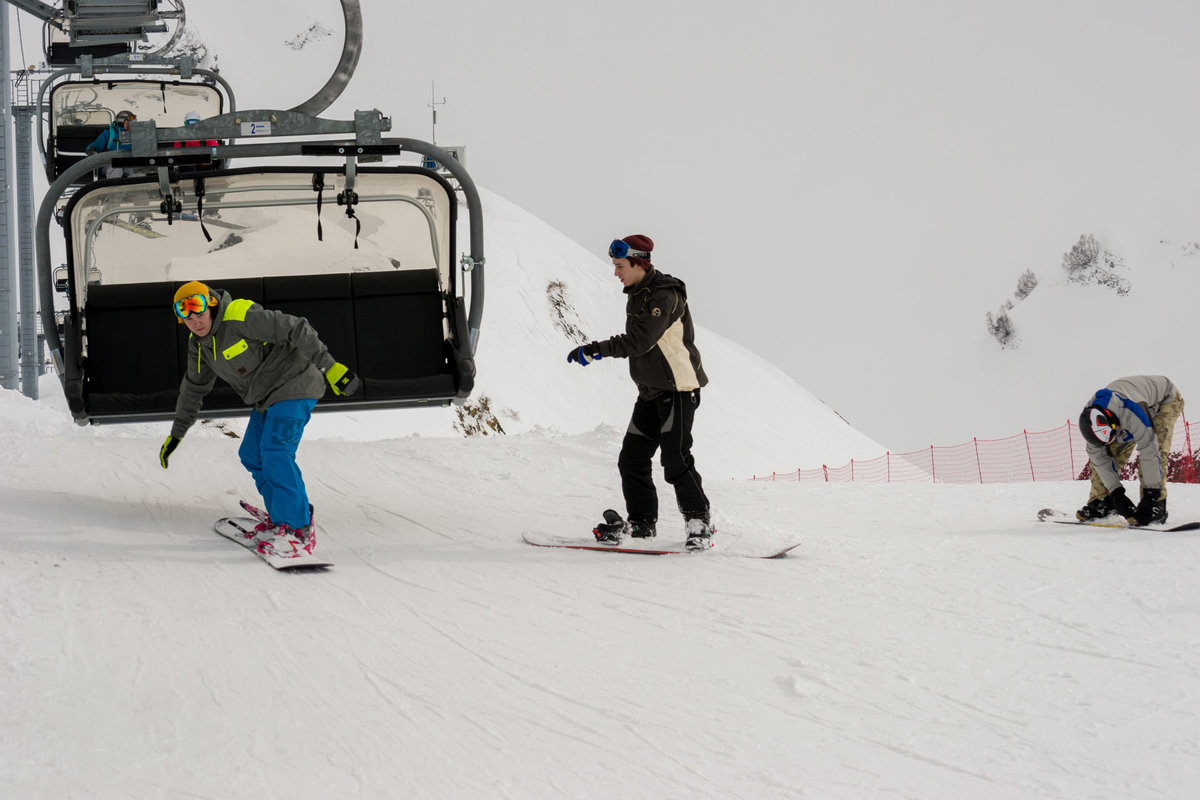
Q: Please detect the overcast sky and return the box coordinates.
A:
[12,0,1200,450]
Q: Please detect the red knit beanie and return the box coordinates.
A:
[621,234,654,270]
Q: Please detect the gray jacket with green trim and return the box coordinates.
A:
[171,290,336,439]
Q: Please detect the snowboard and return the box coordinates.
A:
[522,532,801,559]
[1036,507,1200,533]
[214,517,332,570]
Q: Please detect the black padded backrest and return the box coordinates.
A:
[82,270,457,417]
[209,278,264,304]
[55,124,109,153]
[48,42,127,65]
[51,124,109,180]
[86,282,179,395]
[352,269,447,382]
[263,273,356,372]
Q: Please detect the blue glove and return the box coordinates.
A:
[566,345,602,366]
[325,362,361,396]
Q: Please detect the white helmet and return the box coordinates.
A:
[183,110,201,125]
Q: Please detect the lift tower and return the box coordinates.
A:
[2,0,179,395]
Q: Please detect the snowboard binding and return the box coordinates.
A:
[593,509,628,545]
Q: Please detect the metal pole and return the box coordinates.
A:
[14,103,38,397]
[0,2,19,391]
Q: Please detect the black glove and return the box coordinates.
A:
[325,362,361,396]
[1108,486,1137,518]
[566,344,602,366]
[85,147,98,156]
[1131,487,1163,526]
[159,435,180,469]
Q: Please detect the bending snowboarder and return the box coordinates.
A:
[159,280,360,558]
[1077,375,1184,526]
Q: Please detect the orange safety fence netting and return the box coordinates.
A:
[749,416,1199,484]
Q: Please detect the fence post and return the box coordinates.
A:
[1024,429,1035,482]
[1067,420,1075,481]
[822,464,829,482]
[974,437,982,483]
[851,459,855,482]
[930,445,935,483]
[887,452,891,483]
[1185,411,1196,483]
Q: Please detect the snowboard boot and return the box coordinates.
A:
[629,520,657,539]
[1134,489,1168,526]
[684,513,714,552]
[257,508,316,558]
[593,509,628,545]
[1076,495,1114,522]
[258,523,314,558]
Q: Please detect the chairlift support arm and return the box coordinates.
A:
[289,0,363,117]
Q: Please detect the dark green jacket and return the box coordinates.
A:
[171,290,335,438]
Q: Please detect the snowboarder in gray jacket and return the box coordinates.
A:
[159,280,361,558]
[1077,375,1184,526]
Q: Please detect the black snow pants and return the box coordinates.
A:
[618,389,709,525]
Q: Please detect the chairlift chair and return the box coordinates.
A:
[44,76,230,184]
[46,154,481,425]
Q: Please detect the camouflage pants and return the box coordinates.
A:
[1088,391,1185,501]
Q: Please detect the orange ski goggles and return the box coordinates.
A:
[173,293,211,320]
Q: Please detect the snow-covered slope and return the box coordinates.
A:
[8,182,1198,799]
[4,384,1200,800]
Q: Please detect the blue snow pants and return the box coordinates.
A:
[238,398,318,528]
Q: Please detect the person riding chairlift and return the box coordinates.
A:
[173,111,222,173]
[173,110,220,149]
[85,109,135,178]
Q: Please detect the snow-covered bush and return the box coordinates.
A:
[1062,234,1129,296]
[546,281,590,344]
[985,310,1015,348]
[985,270,1037,348]
[453,395,506,437]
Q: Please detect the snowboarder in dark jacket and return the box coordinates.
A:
[567,235,713,551]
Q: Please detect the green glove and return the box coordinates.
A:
[159,435,180,469]
[325,362,361,397]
